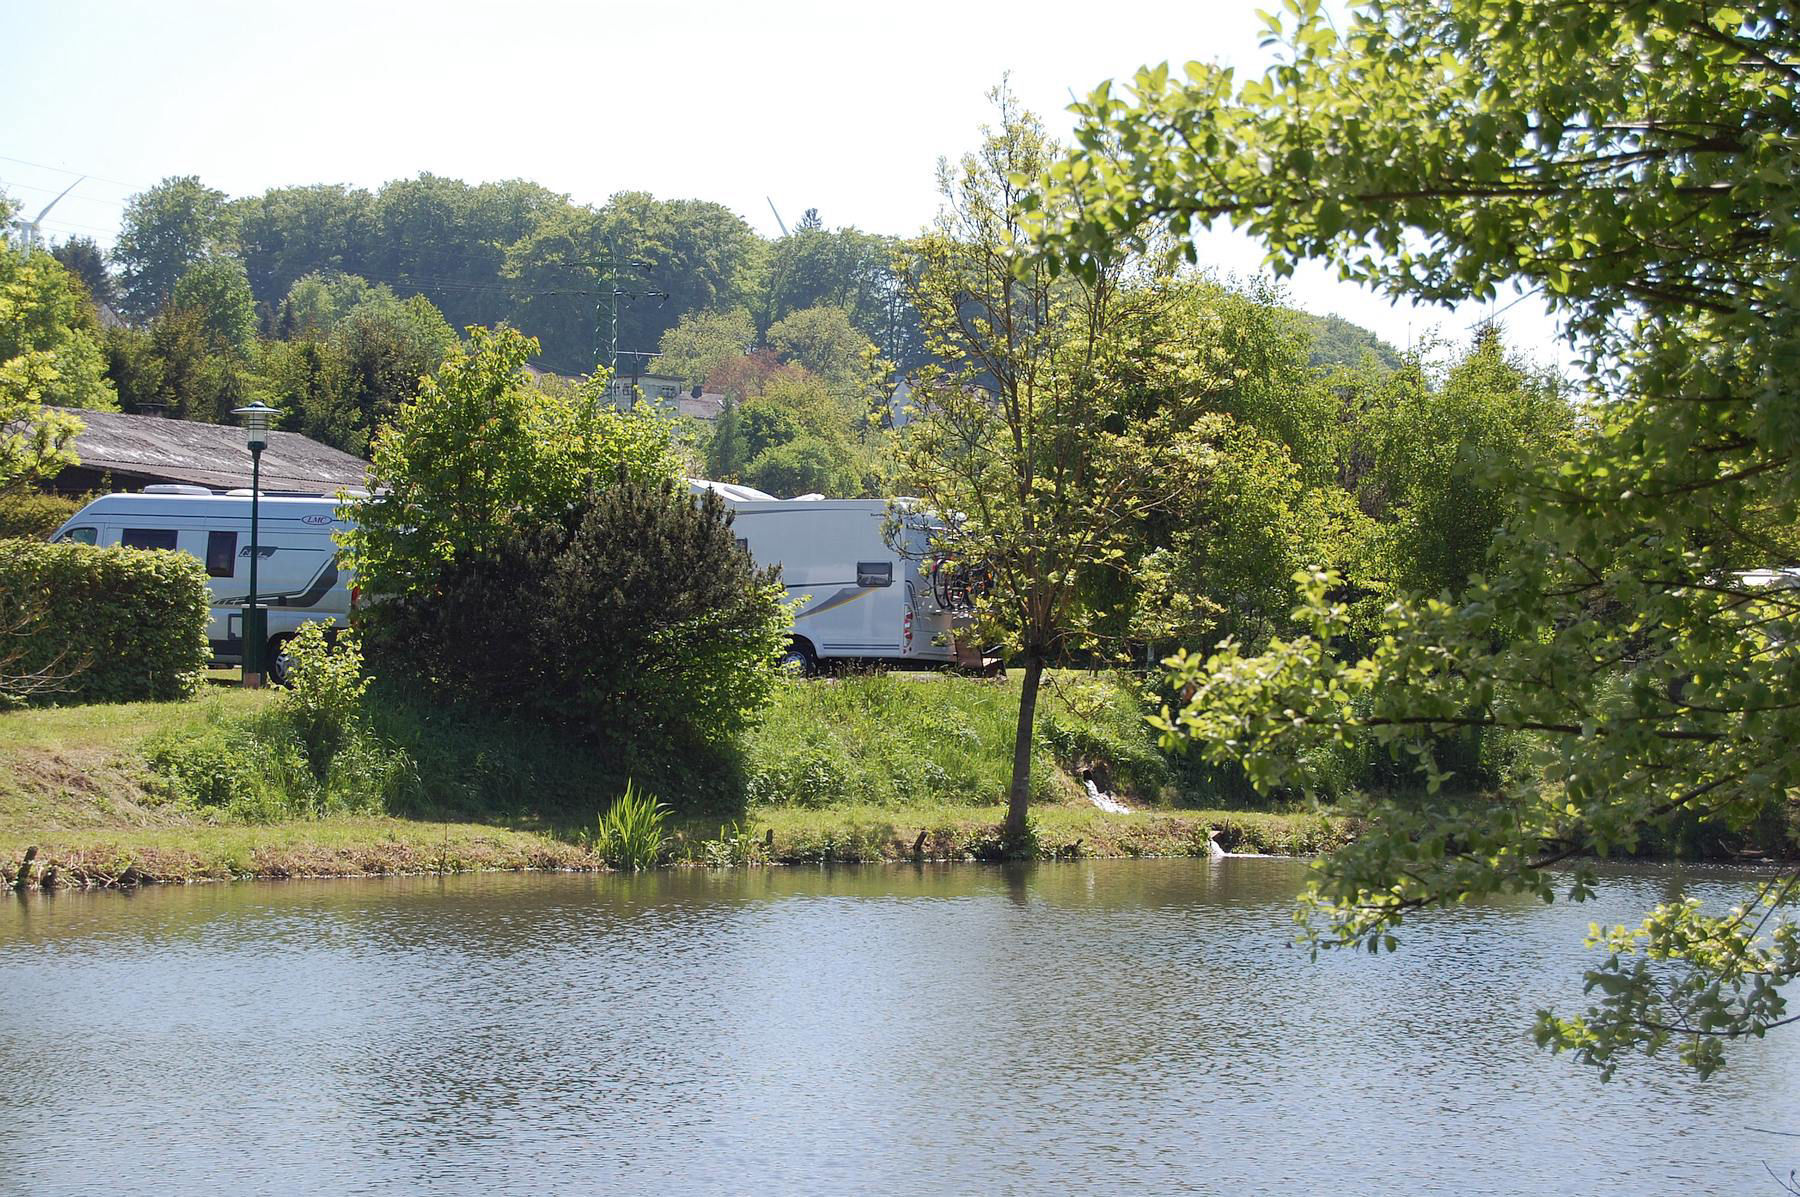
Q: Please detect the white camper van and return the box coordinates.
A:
[716,493,963,673]
[50,489,354,681]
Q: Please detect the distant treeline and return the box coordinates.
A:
[63,173,1404,379]
[17,172,1407,481]
[74,175,923,375]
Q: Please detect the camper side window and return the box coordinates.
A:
[57,527,96,545]
[856,562,893,588]
[120,528,178,551]
[205,530,238,577]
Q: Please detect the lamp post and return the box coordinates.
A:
[231,402,277,688]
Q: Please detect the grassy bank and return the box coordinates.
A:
[0,673,1350,886]
[0,805,1351,888]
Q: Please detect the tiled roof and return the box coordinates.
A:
[48,407,370,494]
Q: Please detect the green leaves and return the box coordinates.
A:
[1038,0,1800,1079]
[341,325,679,606]
[0,539,211,705]
[0,244,117,439]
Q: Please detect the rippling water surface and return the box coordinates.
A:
[3,858,1796,1194]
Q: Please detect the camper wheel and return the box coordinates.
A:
[266,636,295,687]
[779,638,818,678]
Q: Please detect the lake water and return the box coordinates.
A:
[2,858,1796,1195]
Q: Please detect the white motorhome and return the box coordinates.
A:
[707,489,964,672]
[50,489,354,681]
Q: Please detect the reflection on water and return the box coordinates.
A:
[2,859,1795,1195]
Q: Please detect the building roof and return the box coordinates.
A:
[678,392,725,421]
[47,407,370,494]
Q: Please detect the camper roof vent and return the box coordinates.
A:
[142,484,216,496]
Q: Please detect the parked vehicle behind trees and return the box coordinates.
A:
[707,490,963,674]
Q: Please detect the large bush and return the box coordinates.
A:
[0,539,210,705]
[373,478,790,773]
[339,325,675,613]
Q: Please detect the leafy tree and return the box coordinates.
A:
[734,397,802,461]
[50,237,114,310]
[1302,312,1400,371]
[0,373,82,496]
[704,399,748,480]
[1190,282,1342,479]
[759,222,925,366]
[134,305,238,421]
[656,307,755,388]
[1049,0,1800,1076]
[0,244,118,415]
[100,325,162,414]
[0,216,87,492]
[504,192,761,373]
[744,434,858,498]
[896,88,1214,844]
[340,325,676,618]
[260,337,357,452]
[704,348,783,403]
[328,292,458,442]
[231,184,375,304]
[499,205,605,372]
[1131,418,1364,654]
[1350,331,1573,599]
[274,271,383,340]
[704,360,881,496]
[171,257,258,358]
[367,174,569,335]
[766,304,880,394]
[112,176,233,322]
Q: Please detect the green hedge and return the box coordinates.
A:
[0,492,84,540]
[0,539,211,705]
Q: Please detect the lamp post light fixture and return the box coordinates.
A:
[231,402,278,688]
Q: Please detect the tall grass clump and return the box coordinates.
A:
[146,623,415,821]
[596,781,668,870]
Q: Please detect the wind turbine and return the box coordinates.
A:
[10,176,83,250]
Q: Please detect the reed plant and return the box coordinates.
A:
[596,780,669,870]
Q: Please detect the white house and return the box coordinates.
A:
[605,373,725,422]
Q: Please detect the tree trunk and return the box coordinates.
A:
[1005,651,1044,846]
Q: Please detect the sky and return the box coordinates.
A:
[4,0,1565,367]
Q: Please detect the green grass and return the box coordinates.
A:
[672,802,1351,865]
[0,669,1349,886]
[740,670,1177,809]
[0,686,269,755]
[0,816,595,885]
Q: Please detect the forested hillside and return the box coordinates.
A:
[2,171,1424,508]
